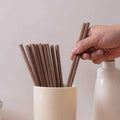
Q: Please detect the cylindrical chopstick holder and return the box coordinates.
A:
[34,86,77,120]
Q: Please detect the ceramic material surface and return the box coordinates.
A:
[34,86,77,120]
[93,61,120,120]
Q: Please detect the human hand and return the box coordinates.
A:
[71,25,120,64]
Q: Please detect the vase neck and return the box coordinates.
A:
[102,61,115,69]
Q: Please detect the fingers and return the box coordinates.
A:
[71,54,74,60]
[92,56,107,64]
[71,40,81,60]
[72,35,98,55]
[71,52,91,60]
[71,47,114,64]
[92,50,115,64]
[81,53,91,60]
[71,45,104,61]
[91,49,104,60]
[81,49,104,60]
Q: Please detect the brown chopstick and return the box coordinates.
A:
[66,23,86,86]
[55,45,63,87]
[19,44,39,86]
[69,23,90,86]
[42,44,53,87]
[35,44,47,86]
[46,44,56,87]
[67,22,90,87]
[38,44,50,87]
[50,45,60,87]
[31,44,46,86]
[25,45,40,86]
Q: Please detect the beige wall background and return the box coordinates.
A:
[0,0,120,120]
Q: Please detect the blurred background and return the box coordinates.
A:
[0,0,120,120]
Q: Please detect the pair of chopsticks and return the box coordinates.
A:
[19,44,63,87]
[67,22,90,87]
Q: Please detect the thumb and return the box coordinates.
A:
[72,35,98,54]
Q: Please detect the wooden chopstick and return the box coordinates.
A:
[38,44,50,87]
[31,44,46,86]
[66,23,86,86]
[25,45,41,86]
[46,44,56,87]
[67,22,90,87]
[69,23,90,86]
[42,44,53,87]
[19,44,39,86]
[20,43,64,87]
[50,45,60,87]
[35,44,47,86]
[55,45,63,87]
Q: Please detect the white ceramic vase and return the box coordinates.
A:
[93,61,120,120]
[34,86,77,120]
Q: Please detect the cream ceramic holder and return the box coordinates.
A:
[34,86,77,120]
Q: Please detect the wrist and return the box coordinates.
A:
[113,25,120,33]
[112,25,120,46]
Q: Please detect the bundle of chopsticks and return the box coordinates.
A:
[19,22,90,87]
[19,44,63,87]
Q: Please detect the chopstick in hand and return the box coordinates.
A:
[67,22,90,87]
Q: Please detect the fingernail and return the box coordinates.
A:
[72,47,78,53]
